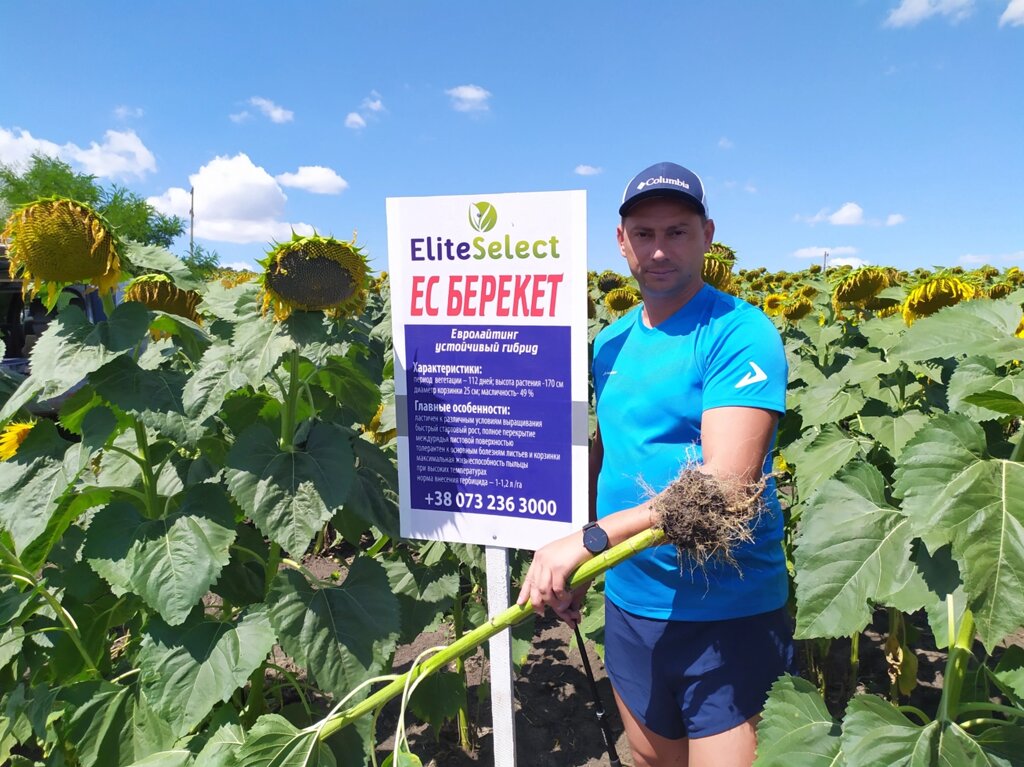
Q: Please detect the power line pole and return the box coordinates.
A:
[189,186,195,260]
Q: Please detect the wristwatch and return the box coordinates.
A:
[582,521,610,555]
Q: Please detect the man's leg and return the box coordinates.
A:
[687,715,759,767]
[612,689,688,767]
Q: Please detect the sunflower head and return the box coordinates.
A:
[124,274,202,339]
[258,232,369,321]
[763,293,787,317]
[0,421,35,461]
[832,266,890,306]
[798,284,819,299]
[705,242,736,262]
[124,274,201,321]
[1006,267,1023,286]
[782,297,814,321]
[701,253,733,291]
[2,196,123,309]
[901,273,978,325]
[604,286,641,316]
[596,270,627,293]
[363,403,397,445]
[988,282,1013,300]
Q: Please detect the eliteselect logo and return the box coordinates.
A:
[468,202,498,232]
[636,175,690,191]
[410,202,561,261]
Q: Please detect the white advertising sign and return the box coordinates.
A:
[386,191,588,550]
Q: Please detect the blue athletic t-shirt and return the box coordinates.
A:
[592,284,788,621]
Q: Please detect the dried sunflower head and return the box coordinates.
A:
[2,197,123,309]
[258,232,369,321]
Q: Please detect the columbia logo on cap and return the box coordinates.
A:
[637,175,690,191]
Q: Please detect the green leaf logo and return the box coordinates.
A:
[468,202,498,232]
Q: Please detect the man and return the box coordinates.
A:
[517,162,792,767]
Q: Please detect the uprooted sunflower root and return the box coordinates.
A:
[645,467,768,572]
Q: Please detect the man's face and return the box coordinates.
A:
[617,197,715,300]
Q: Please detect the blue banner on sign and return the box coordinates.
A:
[405,324,571,523]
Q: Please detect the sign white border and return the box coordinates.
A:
[386,190,588,551]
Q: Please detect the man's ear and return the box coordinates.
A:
[704,219,716,249]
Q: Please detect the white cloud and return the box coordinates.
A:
[221,260,259,272]
[958,249,1024,265]
[718,137,734,149]
[361,90,385,112]
[70,130,156,179]
[249,97,294,124]
[276,165,348,194]
[0,127,62,167]
[744,182,758,194]
[114,105,144,120]
[1000,0,1024,25]
[0,126,155,179]
[884,0,974,27]
[446,84,492,112]
[229,111,251,123]
[886,213,906,226]
[792,245,859,259]
[345,112,367,130]
[148,153,314,244]
[797,202,871,226]
[829,202,865,225]
[574,164,602,176]
[830,256,870,268]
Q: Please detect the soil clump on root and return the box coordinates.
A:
[648,468,766,571]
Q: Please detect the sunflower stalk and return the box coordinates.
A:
[936,607,976,724]
[133,420,161,519]
[280,350,301,452]
[315,527,665,741]
[0,542,100,676]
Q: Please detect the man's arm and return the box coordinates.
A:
[699,405,779,483]
[589,422,603,523]
[517,406,779,618]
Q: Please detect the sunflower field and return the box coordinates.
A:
[0,196,1022,766]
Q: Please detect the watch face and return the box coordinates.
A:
[583,524,609,554]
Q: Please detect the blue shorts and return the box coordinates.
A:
[604,598,795,740]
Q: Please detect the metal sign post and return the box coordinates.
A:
[486,546,517,766]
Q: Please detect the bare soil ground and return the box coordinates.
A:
[375,612,628,767]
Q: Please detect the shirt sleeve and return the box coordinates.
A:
[700,306,787,414]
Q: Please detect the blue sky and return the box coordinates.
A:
[3,1,1022,276]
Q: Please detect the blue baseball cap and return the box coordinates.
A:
[619,162,708,217]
